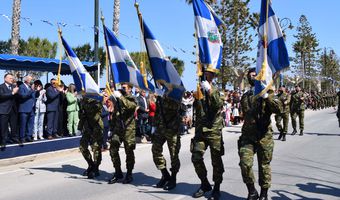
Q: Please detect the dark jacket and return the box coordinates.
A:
[136,95,149,119]
[46,86,60,112]
[0,83,17,114]
[18,83,37,113]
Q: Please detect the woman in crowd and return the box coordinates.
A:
[33,80,46,140]
[66,84,79,136]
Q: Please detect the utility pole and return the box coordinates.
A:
[94,0,99,83]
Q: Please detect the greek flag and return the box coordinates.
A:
[142,20,185,101]
[193,0,223,72]
[103,25,154,91]
[61,36,100,95]
[255,0,290,95]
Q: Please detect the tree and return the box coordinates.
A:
[292,15,320,93]
[319,49,340,92]
[10,0,21,55]
[113,0,120,35]
[0,40,11,54]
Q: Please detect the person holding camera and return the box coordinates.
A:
[33,80,46,140]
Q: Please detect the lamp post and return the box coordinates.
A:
[279,18,293,87]
[94,0,99,83]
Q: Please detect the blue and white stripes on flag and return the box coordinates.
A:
[103,25,154,92]
[193,0,223,72]
[61,36,100,96]
[255,0,290,96]
[142,20,185,101]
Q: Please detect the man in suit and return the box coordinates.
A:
[0,73,19,150]
[136,90,149,139]
[46,78,63,139]
[18,76,40,143]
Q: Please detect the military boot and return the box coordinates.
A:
[108,167,123,184]
[163,171,177,190]
[193,177,212,198]
[259,188,268,200]
[291,129,297,135]
[282,133,286,141]
[82,158,94,177]
[208,183,221,200]
[156,168,170,188]
[246,183,259,200]
[123,170,133,184]
[299,130,304,136]
[277,133,283,140]
[92,164,100,177]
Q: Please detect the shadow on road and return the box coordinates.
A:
[271,190,323,200]
[297,182,340,198]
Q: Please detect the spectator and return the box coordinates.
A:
[136,89,149,140]
[232,91,241,125]
[33,80,46,140]
[46,78,63,139]
[66,84,79,136]
[0,73,19,150]
[58,81,69,136]
[148,93,156,136]
[18,75,40,143]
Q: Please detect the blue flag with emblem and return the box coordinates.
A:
[192,0,223,72]
[255,0,290,96]
[142,19,185,101]
[103,25,154,92]
[61,36,100,96]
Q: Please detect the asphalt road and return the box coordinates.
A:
[0,108,339,200]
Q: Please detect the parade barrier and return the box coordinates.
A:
[0,136,81,160]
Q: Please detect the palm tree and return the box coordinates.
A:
[113,0,120,35]
[10,0,21,55]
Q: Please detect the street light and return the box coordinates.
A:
[278,18,293,87]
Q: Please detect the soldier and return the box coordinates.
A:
[78,96,104,179]
[151,90,182,190]
[274,85,290,141]
[108,83,138,184]
[191,70,225,200]
[238,68,282,200]
[337,90,340,127]
[290,85,305,136]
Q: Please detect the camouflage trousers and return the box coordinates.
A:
[79,126,103,167]
[238,132,274,189]
[275,113,289,134]
[291,110,304,131]
[109,128,136,171]
[152,128,181,173]
[191,130,224,184]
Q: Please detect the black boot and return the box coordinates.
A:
[282,133,286,141]
[92,164,100,177]
[259,188,268,200]
[246,184,259,200]
[291,129,297,135]
[163,171,177,190]
[208,184,221,200]
[108,167,123,184]
[193,178,212,198]
[277,133,283,140]
[299,130,304,136]
[156,168,170,188]
[123,170,133,184]
[82,159,94,177]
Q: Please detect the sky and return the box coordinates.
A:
[1,0,340,90]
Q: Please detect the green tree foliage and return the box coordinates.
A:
[20,37,57,58]
[0,40,11,54]
[292,15,320,92]
[319,49,340,92]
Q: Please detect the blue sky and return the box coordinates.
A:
[1,0,339,90]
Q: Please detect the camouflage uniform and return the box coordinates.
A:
[290,90,305,133]
[238,90,282,189]
[109,94,137,173]
[337,91,340,127]
[78,97,104,178]
[191,86,225,185]
[152,96,182,190]
[275,91,290,139]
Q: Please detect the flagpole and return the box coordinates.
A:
[57,28,63,86]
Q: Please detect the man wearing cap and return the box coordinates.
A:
[238,68,282,200]
[274,85,290,141]
[191,70,225,200]
[290,85,305,135]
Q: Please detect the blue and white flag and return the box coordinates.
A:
[142,20,185,100]
[103,25,154,92]
[255,0,290,96]
[193,0,223,72]
[61,36,100,95]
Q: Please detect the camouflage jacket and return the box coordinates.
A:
[194,86,224,134]
[290,91,305,111]
[154,96,182,131]
[111,94,137,131]
[241,90,282,138]
[78,97,104,130]
[277,92,291,113]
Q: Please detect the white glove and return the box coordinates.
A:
[113,90,122,98]
[262,93,269,99]
[155,88,165,97]
[200,80,211,92]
